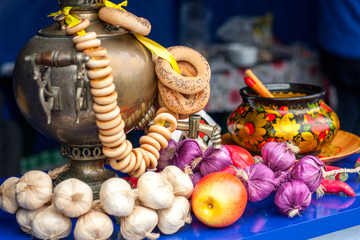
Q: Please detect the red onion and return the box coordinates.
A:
[157,139,177,171]
[274,180,311,217]
[199,146,232,176]
[173,139,203,171]
[290,155,325,192]
[190,172,203,187]
[236,163,276,202]
[261,141,298,173]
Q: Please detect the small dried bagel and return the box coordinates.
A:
[98,7,151,36]
[158,80,210,115]
[155,46,211,94]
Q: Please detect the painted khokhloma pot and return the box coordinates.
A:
[227,83,340,156]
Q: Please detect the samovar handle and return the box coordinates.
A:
[25,50,89,124]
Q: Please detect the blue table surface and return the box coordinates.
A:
[1,154,360,240]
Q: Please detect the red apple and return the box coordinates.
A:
[191,172,248,228]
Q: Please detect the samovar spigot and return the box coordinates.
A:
[177,114,222,149]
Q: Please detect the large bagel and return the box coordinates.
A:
[158,80,210,115]
[98,7,151,36]
[155,46,211,95]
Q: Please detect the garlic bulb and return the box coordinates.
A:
[74,209,114,240]
[99,177,137,217]
[120,205,159,240]
[16,206,47,234]
[16,170,53,210]
[31,205,72,240]
[53,178,93,218]
[157,196,192,235]
[137,171,174,209]
[160,165,194,199]
[0,176,19,213]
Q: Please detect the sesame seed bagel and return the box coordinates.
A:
[98,7,151,36]
[155,46,211,94]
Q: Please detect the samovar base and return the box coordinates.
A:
[54,144,117,199]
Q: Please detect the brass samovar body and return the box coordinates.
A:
[12,0,156,197]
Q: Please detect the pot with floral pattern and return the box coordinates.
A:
[227,83,340,156]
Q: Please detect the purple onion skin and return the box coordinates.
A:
[173,139,203,171]
[156,139,177,171]
[290,155,325,192]
[242,163,276,202]
[274,180,312,217]
[261,142,296,173]
[191,172,203,187]
[199,146,232,176]
[274,170,291,190]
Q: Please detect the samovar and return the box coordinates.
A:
[13,0,156,196]
[12,0,221,197]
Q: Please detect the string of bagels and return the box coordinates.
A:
[56,0,211,177]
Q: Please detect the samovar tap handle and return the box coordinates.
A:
[176,114,222,149]
[25,50,89,124]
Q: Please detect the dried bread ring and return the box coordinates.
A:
[119,152,137,173]
[110,150,133,171]
[146,151,158,169]
[132,148,143,171]
[96,114,121,130]
[102,134,126,148]
[147,132,168,149]
[92,91,118,105]
[98,7,151,36]
[93,101,117,114]
[156,107,178,120]
[86,56,111,69]
[139,135,161,151]
[99,129,124,144]
[149,125,172,141]
[66,19,90,35]
[140,143,160,160]
[83,47,108,58]
[90,75,114,89]
[76,38,101,51]
[73,32,97,44]
[99,119,125,136]
[102,139,128,158]
[90,83,115,97]
[158,80,210,115]
[87,66,112,80]
[155,46,210,94]
[130,157,146,178]
[137,148,150,167]
[153,112,177,133]
[96,106,120,121]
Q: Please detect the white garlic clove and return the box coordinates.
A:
[74,209,114,240]
[99,177,137,217]
[15,170,53,211]
[160,165,194,199]
[121,205,159,240]
[31,205,72,240]
[0,176,19,214]
[53,178,93,218]
[157,196,192,235]
[137,171,174,210]
[16,206,47,234]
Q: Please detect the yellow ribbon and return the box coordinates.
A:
[48,7,86,36]
[134,33,181,74]
[104,0,128,10]
[104,0,181,74]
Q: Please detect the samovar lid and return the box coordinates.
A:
[58,0,105,10]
